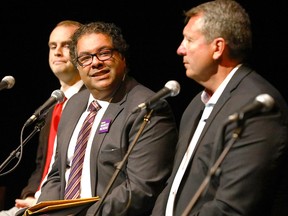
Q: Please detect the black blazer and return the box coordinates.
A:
[37,76,178,216]
[152,65,288,216]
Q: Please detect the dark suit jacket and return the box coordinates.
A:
[152,65,288,216]
[20,85,86,199]
[37,76,178,216]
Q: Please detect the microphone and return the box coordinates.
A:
[228,93,275,122]
[24,89,65,126]
[0,76,15,91]
[132,80,180,113]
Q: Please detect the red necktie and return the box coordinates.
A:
[38,97,67,189]
[64,100,101,199]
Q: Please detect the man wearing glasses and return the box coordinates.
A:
[77,48,118,67]
[32,21,178,216]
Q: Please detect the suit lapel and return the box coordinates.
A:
[192,65,252,158]
[59,90,90,182]
[171,96,205,175]
[89,78,130,195]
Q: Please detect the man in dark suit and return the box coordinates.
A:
[0,20,84,216]
[152,0,288,216]
[35,21,178,216]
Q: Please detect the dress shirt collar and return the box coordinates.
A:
[201,64,242,106]
[60,80,84,100]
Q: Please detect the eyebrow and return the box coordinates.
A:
[48,40,71,47]
[78,47,114,55]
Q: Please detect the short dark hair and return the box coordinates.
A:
[70,21,129,68]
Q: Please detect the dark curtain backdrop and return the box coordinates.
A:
[0,0,287,209]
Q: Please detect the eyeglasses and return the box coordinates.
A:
[77,49,116,67]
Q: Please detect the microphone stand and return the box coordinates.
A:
[181,118,243,216]
[0,120,45,174]
[93,109,154,216]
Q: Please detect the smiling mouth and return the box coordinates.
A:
[90,69,109,77]
[54,61,66,65]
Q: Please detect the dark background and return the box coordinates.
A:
[0,0,287,209]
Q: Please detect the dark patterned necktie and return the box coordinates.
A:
[64,100,101,199]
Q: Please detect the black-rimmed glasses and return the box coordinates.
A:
[77,49,116,67]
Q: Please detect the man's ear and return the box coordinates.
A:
[212,37,225,60]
